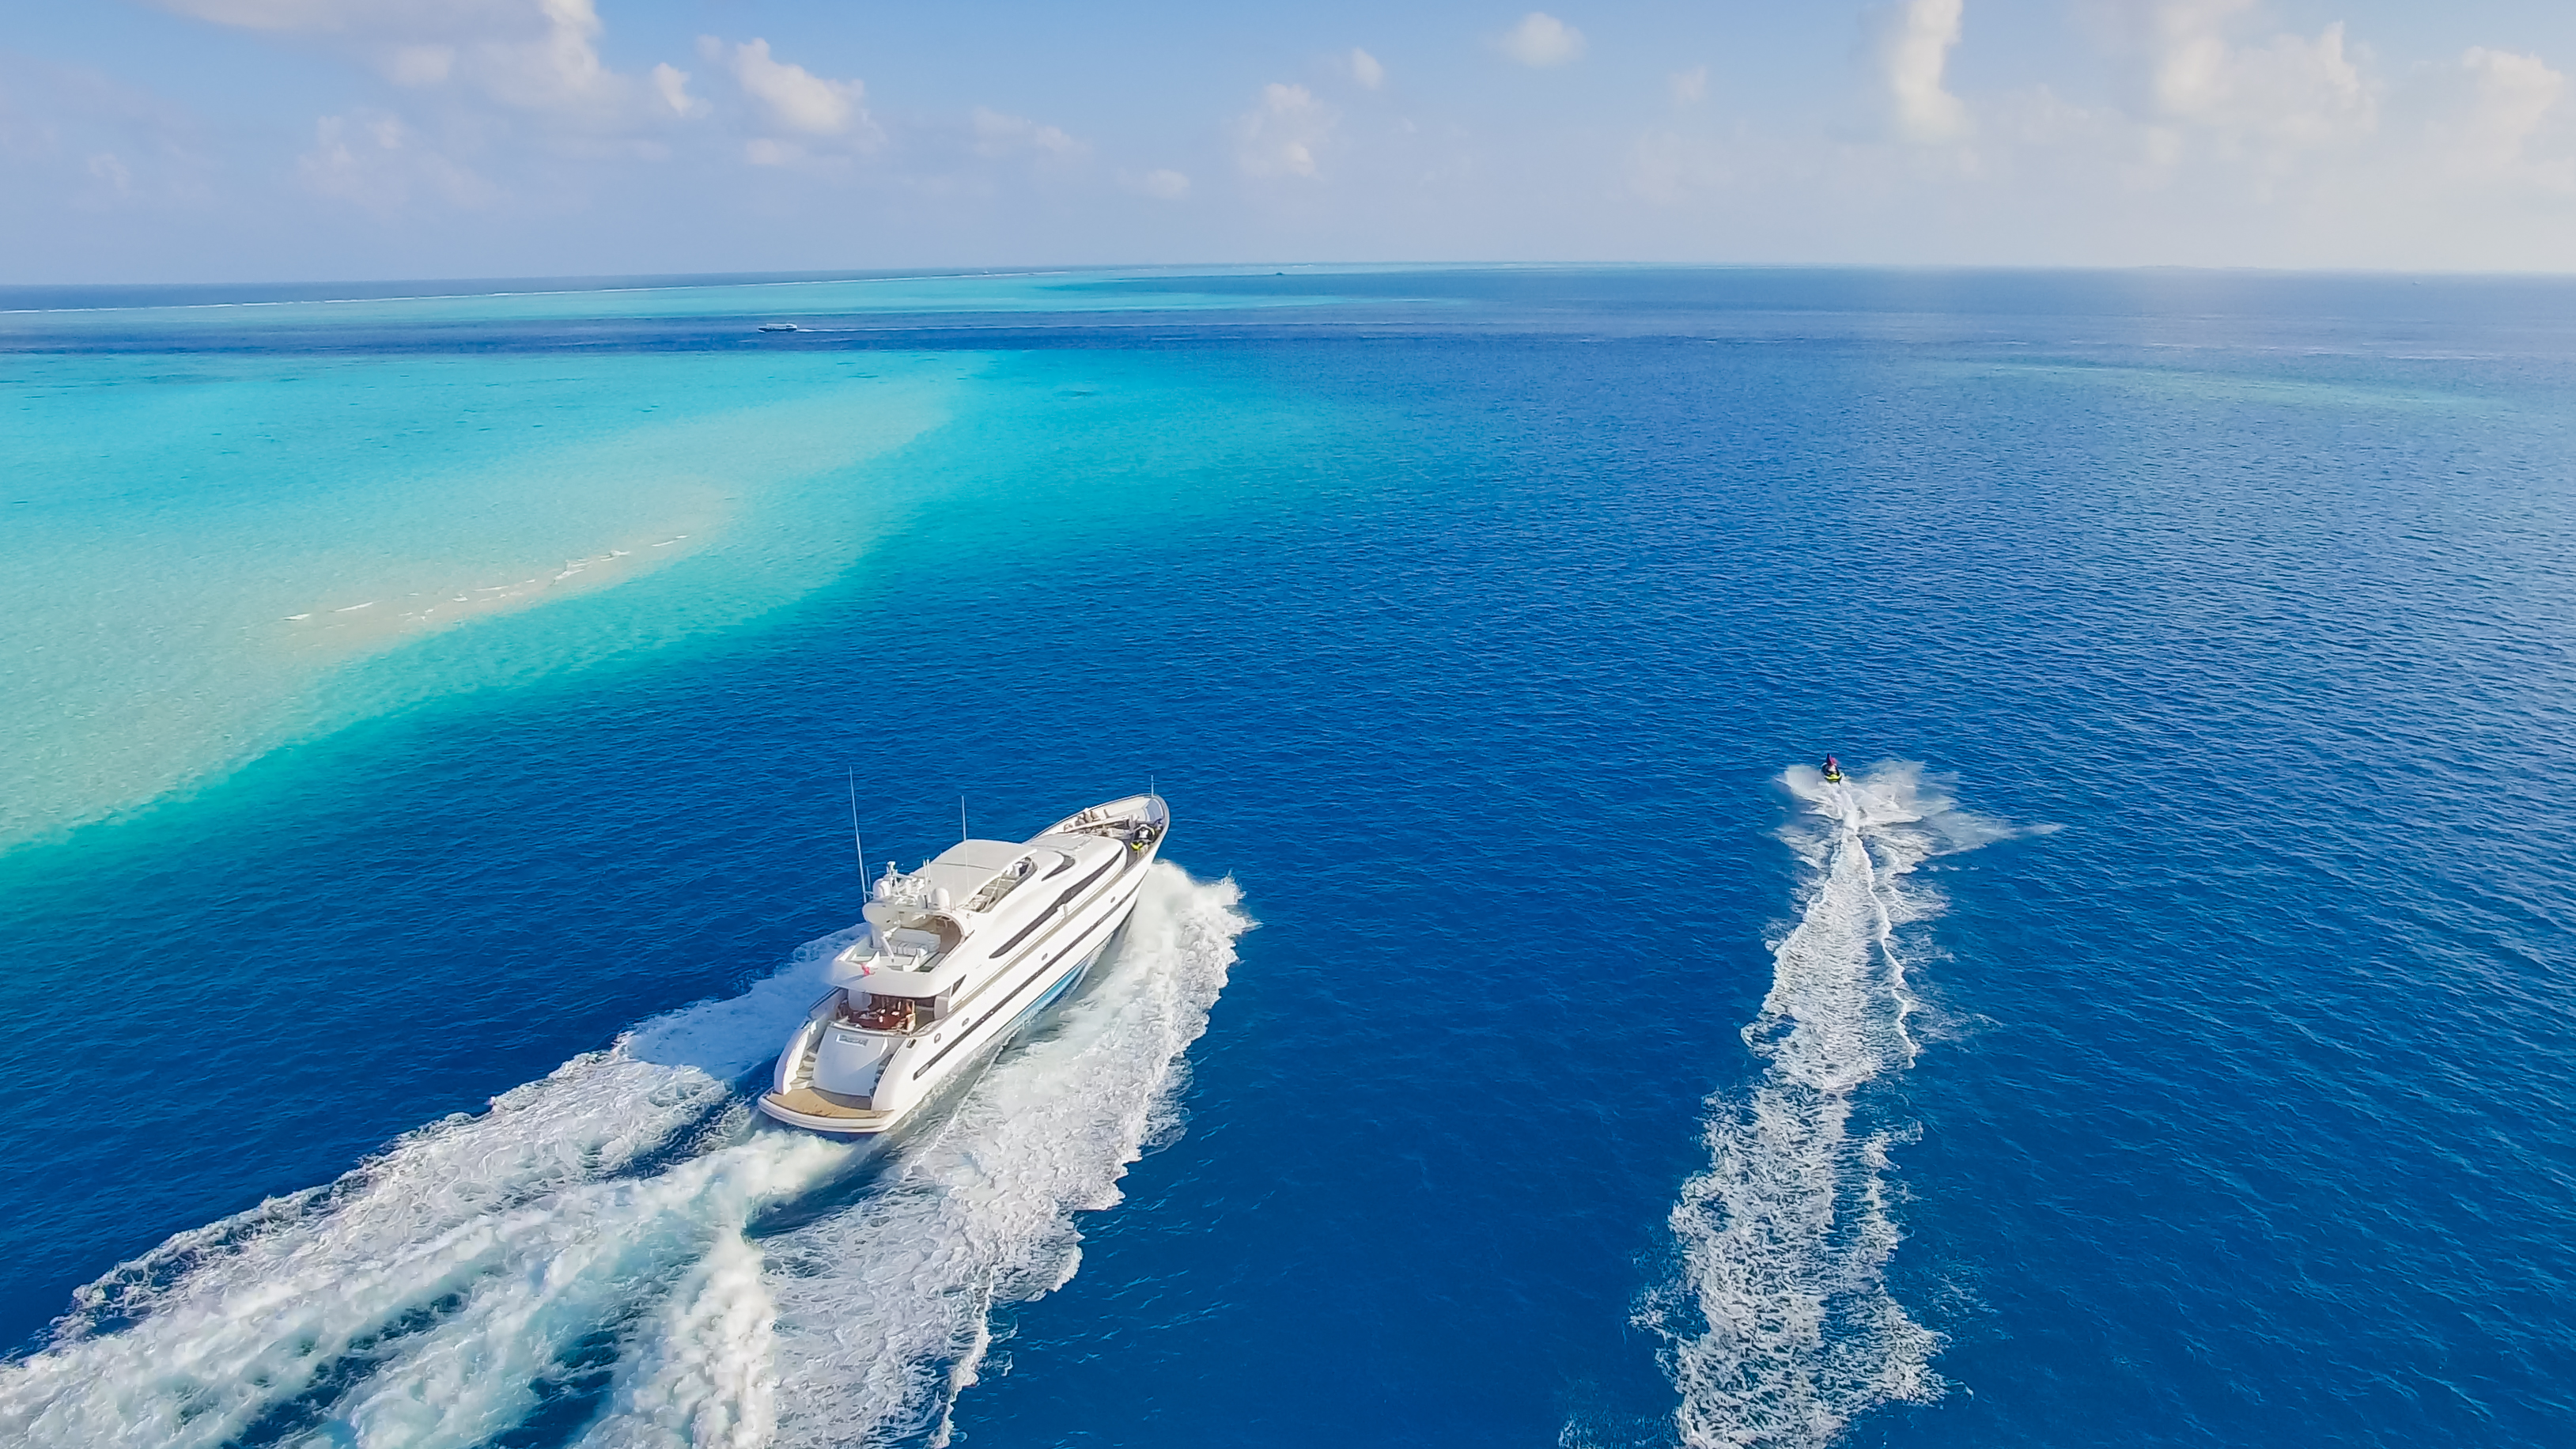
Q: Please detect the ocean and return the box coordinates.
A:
[0,267,2570,1447]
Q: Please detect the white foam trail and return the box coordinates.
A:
[0,865,1247,1449]
[580,1234,782,1449]
[1641,763,2018,1449]
[321,1129,853,1449]
[0,866,1242,1449]
[0,918,869,1449]
[737,864,1249,1449]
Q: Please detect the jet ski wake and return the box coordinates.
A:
[1637,761,2029,1449]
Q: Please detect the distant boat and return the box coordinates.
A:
[758,793,1170,1136]
[757,322,801,332]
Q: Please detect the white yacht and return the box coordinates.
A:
[758,793,1169,1135]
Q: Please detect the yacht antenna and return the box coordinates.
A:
[960,794,968,844]
[846,769,864,902]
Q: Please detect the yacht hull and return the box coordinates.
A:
[757,796,1164,1137]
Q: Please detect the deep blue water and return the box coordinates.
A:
[2,268,2572,1448]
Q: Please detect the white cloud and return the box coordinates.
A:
[722,37,870,138]
[296,108,494,211]
[387,44,452,86]
[152,0,653,124]
[2422,47,2572,189]
[1235,81,1335,178]
[1123,167,1191,199]
[1626,128,1731,205]
[488,0,612,112]
[972,106,1087,160]
[1874,0,1969,143]
[1500,13,1585,70]
[85,151,134,196]
[66,0,2576,273]
[0,53,221,215]
[2125,0,2374,158]
[1619,10,2576,267]
[149,1,355,28]
[650,62,706,119]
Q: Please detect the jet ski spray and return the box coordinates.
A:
[1821,755,1846,785]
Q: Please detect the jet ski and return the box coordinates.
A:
[1821,755,1846,784]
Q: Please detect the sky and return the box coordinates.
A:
[5,1,2576,282]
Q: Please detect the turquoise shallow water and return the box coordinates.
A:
[1,268,2573,1448]
[1,346,976,847]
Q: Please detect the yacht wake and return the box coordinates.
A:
[757,867,1244,1448]
[1637,763,2022,1449]
[0,863,1246,1449]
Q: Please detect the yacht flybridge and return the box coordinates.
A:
[758,794,1169,1135]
